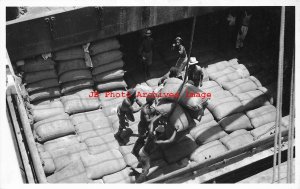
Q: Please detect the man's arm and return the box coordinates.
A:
[149,114,163,133]
[155,130,177,144]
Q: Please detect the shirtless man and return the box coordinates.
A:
[115,88,144,144]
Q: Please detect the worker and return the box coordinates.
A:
[132,93,156,158]
[157,66,183,86]
[187,57,204,87]
[136,114,166,183]
[139,29,154,79]
[171,37,188,76]
[236,10,252,50]
[115,88,144,144]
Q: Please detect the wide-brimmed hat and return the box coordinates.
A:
[144,29,152,36]
[189,57,199,65]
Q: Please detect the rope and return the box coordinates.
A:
[272,6,285,183]
[287,49,295,183]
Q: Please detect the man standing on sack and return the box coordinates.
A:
[139,29,154,79]
[171,37,188,77]
[187,57,204,88]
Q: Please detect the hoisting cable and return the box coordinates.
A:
[272,6,285,184]
[286,49,295,183]
[167,16,197,117]
[183,16,197,83]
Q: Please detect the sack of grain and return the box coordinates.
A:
[96,79,127,92]
[77,128,114,141]
[85,134,119,155]
[250,121,276,140]
[61,89,101,114]
[47,160,91,183]
[43,135,80,152]
[93,69,125,83]
[33,114,75,142]
[157,78,182,102]
[29,100,64,122]
[57,59,87,75]
[81,150,126,180]
[28,87,61,102]
[59,69,92,83]
[92,59,124,75]
[206,60,237,74]
[210,90,232,99]
[75,120,112,134]
[170,105,195,132]
[246,105,276,119]
[222,78,259,95]
[249,110,276,128]
[163,135,198,164]
[179,83,206,111]
[24,69,57,84]
[40,151,56,174]
[100,97,125,108]
[231,64,250,78]
[218,113,253,133]
[102,167,136,183]
[53,46,85,61]
[249,76,262,87]
[51,143,88,171]
[190,140,228,163]
[26,78,59,94]
[246,105,276,128]
[70,109,107,125]
[23,58,55,73]
[196,110,214,125]
[91,50,123,67]
[215,72,244,85]
[119,145,139,168]
[154,102,176,117]
[190,120,227,145]
[236,90,270,111]
[207,96,244,120]
[89,38,121,55]
[61,79,94,94]
[219,129,254,150]
[208,67,235,81]
[200,81,223,93]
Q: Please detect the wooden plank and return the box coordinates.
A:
[6,51,47,183]
[6,89,35,183]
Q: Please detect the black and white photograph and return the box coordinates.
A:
[1,3,298,186]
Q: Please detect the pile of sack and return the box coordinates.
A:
[89,37,127,92]
[21,56,60,104]
[53,45,94,95]
[53,46,100,115]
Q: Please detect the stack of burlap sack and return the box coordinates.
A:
[89,37,127,92]
[53,46,100,115]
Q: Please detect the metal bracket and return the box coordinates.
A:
[96,7,103,29]
[45,16,56,39]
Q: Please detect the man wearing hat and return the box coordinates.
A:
[139,29,154,79]
[187,57,204,87]
[115,88,144,144]
[172,37,188,76]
